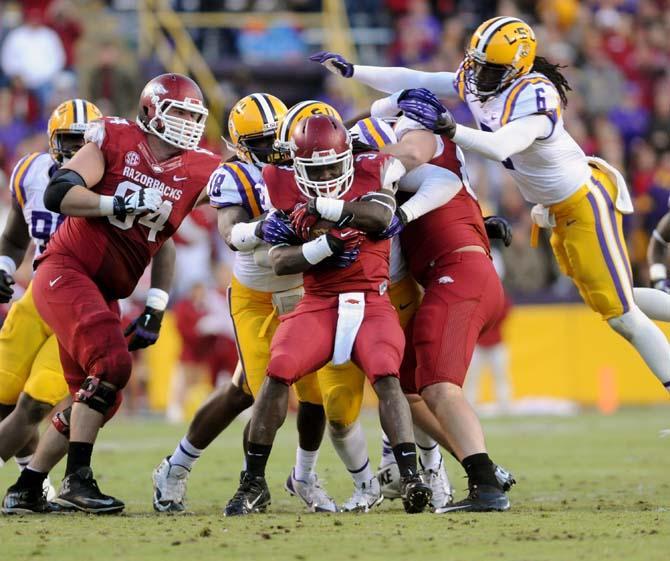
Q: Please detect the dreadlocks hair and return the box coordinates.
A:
[532,56,571,107]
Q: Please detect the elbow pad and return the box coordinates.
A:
[44,168,87,213]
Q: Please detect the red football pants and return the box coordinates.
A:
[267,292,404,386]
[400,251,505,392]
[32,255,131,416]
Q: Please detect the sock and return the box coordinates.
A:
[392,442,417,478]
[329,421,374,486]
[15,455,32,471]
[245,442,272,477]
[461,453,500,488]
[15,466,47,491]
[294,447,319,481]
[379,431,395,468]
[413,426,441,471]
[169,437,203,471]
[633,287,670,322]
[66,442,93,476]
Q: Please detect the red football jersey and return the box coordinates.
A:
[400,135,490,286]
[42,117,220,299]
[263,152,393,297]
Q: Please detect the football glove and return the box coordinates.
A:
[256,210,301,246]
[377,208,409,240]
[124,306,164,351]
[309,51,354,78]
[113,188,163,219]
[397,89,456,138]
[0,270,15,303]
[484,215,513,247]
[652,279,670,294]
[324,227,363,268]
[290,201,321,241]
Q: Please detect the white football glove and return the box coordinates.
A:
[113,188,163,218]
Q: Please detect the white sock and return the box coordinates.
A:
[413,426,441,471]
[379,431,395,468]
[608,306,670,390]
[169,437,203,471]
[634,287,670,322]
[329,421,374,486]
[15,455,32,471]
[294,447,319,481]
[489,343,512,408]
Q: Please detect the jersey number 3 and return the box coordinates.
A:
[108,181,172,242]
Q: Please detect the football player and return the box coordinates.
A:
[1,74,220,514]
[311,17,670,396]
[152,94,339,514]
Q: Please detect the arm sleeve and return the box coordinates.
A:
[451,115,552,162]
[353,65,458,96]
[397,163,462,222]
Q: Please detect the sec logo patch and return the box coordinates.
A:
[125,151,140,167]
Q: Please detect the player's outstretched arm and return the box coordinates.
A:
[648,213,670,292]
[0,201,30,303]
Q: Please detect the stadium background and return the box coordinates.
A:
[0,0,669,417]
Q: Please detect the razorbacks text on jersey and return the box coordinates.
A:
[40,117,220,299]
[263,152,400,297]
[9,152,63,258]
[454,69,591,205]
[206,160,302,293]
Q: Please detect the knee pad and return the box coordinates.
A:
[52,405,72,437]
[74,376,118,415]
[323,384,359,427]
[607,306,644,341]
[91,351,132,390]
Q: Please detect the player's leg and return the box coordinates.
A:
[353,296,431,514]
[224,305,334,516]
[553,173,670,392]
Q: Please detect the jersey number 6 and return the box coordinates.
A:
[108,180,173,242]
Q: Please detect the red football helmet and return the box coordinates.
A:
[290,115,354,199]
[137,73,208,150]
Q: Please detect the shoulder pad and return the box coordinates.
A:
[501,76,561,126]
[8,152,43,208]
[208,162,263,217]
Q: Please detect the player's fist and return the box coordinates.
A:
[377,208,409,240]
[290,201,321,241]
[113,188,163,219]
[124,306,164,351]
[484,215,513,247]
[398,89,455,138]
[0,270,15,303]
[324,227,363,268]
[256,210,300,246]
[309,51,354,78]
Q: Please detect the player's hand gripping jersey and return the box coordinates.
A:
[40,117,220,299]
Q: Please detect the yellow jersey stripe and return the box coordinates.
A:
[230,163,262,217]
[11,152,40,208]
[500,77,554,126]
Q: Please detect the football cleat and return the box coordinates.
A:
[400,473,432,514]
[2,484,50,514]
[53,467,124,514]
[435,484,510,513]
[340,477,384,512]
[285,468,337,513]
[152,457,189,513]
[421,457,453,510]
[494,464,516,492]
[376,461,401,500]
[224,471,271,516]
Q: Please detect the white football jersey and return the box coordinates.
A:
[8,152,64,259]
[455,70,591,205]
[207,160,302,293]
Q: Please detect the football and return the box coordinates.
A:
[308,218,337,239]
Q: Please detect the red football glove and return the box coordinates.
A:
[290,202,320,241]
[325,227,363,254]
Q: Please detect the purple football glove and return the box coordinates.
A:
[398,88,445,111]
[124,306,164,351]
[309,51,354,78]
[377,208,409,240]
[324,247,361,268]
[256,210,300,246]
[652,278,670,294]
[398,89,456,138]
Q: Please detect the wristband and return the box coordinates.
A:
[146,288,169,311]
[0,255,17,275]
[649,263,667,283]
[302,235,334,265]
[99,195,115,216]
[315,198,345,222]
[230,221,261,251]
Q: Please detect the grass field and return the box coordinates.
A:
[1,407,669,561]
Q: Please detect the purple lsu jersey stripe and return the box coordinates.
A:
[238,164,263,215]
[224,164,254,217]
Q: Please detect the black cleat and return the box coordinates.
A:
[400,474,432,514]
[224,471,271,517]
[494,464,516,492]
[436,484,510,513]
[53,467,124,514]
[2,484,50,514]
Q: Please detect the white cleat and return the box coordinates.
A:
[152,457,189,513]
[376,461,401,500]
[43,476,57,502]
[423,457,453,510]
[341,477,384,512]
[285,468,337,513]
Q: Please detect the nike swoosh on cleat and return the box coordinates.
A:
[435,504,471,513]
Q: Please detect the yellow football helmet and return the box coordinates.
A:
[48,99,103,164]
[275,100,342,155]
[228,93,287,165]
[464,17,537,100]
